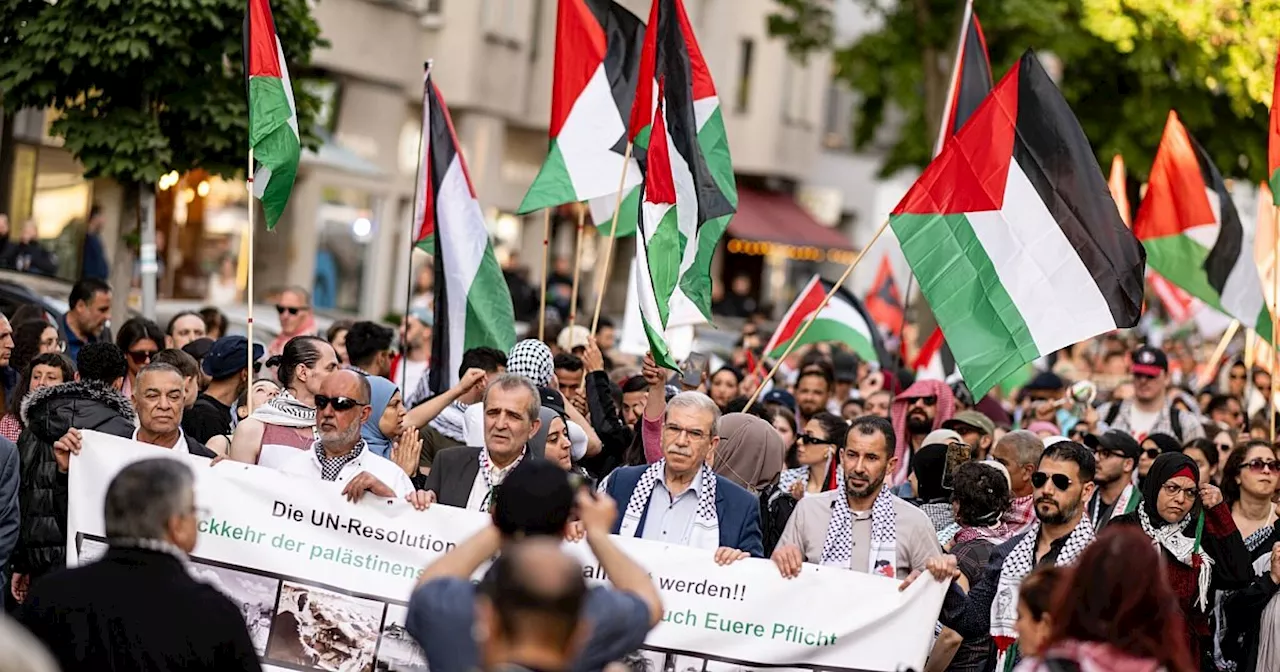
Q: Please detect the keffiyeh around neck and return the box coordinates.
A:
[619,460,720,550]
[249,390,316,428]
[820,485,897,577]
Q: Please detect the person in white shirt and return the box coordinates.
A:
[279,370,429,508]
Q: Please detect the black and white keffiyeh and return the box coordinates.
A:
[250,390,316,428]
[618,460,720,550]
[1138,505,1213,609]
[820,484,897,577]
[477,446,525,512]
[990,515,1095,671]
[507,339,555,388]
[314,440,365,481]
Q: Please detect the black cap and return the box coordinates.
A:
[1084,429,1141,460]
[832,351,858,383]
[537,386,567,416]
[181,337,215,361]
[1131,345,1169,376]
[201,336,265,379]
[1023,371,1065,392]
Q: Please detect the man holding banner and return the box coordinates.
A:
[772,416,941,581]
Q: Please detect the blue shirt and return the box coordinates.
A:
[640,477,701,545]
[61,313,107,362]
[406,577,652,672]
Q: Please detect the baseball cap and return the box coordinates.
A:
[762,389,796,410]
[181,337,215,362]
[943,410,995,436]
[921,429,963,448]
[408,307,434,328]
[201,336,265,379]
[1130,345,1168,377]
[1083,429,1141,460]
[832,351,858,383]
[556,325,590,352]
[1023,371,1065,392]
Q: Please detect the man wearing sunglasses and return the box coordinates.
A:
[267,287,316,357]
[915,441,1098,671]
[279,370,422,505]
[1083,430,1142,531]
[1096,345,1203,443]
[889,380,956,490]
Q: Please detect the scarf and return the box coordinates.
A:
[820,484,897,577]
[1014,639,1164,672]
[991,516,1096,672]
[249,391,316,428]
[778,461,843,494]
[1090,483,1140,525]
[713,413,785,493]
[315,440,366,481]
[477,447,525,512]
[619,460,719,551]
[888,380,956,486]
[953,519,1017,546]
[1138,506,1212,610]
[1004,493,1036,534]
[431,400,469,442]
[358,376,399,459]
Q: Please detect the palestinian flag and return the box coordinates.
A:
[1133,111,1273,343]
[933,0,992,155]
[1270,46,1280,204]
[762,275,889,366]
[865,255,904,337]
[890,51,1146,399]
[626,0,736,293]
[517,0,644,215]
[245,0,300,230]
[417,67,517,394]
[913,327,957,382]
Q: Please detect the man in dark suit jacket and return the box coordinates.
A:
[423,374,543,511]
[603,392,763,559]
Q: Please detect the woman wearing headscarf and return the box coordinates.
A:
[359,376,421,478]
[713,413,787,556]
[1113,452,1254,669]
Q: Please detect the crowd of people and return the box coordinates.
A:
[0,276,1276,672]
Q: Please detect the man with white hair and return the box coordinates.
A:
[603,391,763,560]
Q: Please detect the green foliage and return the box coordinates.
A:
[0,0,325,185]
[770,0,1278,181]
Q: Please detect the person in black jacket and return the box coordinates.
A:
[0,220,57,276]
[1223,525,1280,672]
[19,458,261,671]
[577,337,631,479]
[10,342,134,604]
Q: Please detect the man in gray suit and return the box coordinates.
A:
[422,374,542,511]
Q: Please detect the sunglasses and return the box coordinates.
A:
[907,396,937,407]
[127,349,157,364]
[276,305,308,315]
[1215,443,1233,453]
[1031,471,1073,490]
[1142,448,1161,460]
[1092,448,1125,460]
[314,395,368,412]
[1243,458,1280,473]
[796,433,835,447]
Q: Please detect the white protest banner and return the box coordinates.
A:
[67,431,948,672]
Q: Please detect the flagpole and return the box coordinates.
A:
[538,208,551,340]
[896,272,916,371]
[569,204,586,324]
[744,219,892,411]
[1271,206,1279,442]
[1199,319,1240,389]
[931,0,974,157]
[246,148,256,413]
[591,141,634,334]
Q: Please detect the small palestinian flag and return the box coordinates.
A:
[626,0,736,282]
[762,275,889,366]
[933,0,992,156]
[1270,45,1280,204]
[890,51,1146,399]
[245,0,300,230]
[1133,111,1273,343]
[417,66,517,394]
[865,255,904,337]
[517,0,644,215]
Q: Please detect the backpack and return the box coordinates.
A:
[1103,402,1183,442]
[759,485,798,557]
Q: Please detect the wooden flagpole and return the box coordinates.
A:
[1200,319,1240,390]
[1271,207,1279,442]
[246,148,256,413]
[538,208,551,340]
[744,219,892,411]
[591,142,634,334]
[569,204,586,324]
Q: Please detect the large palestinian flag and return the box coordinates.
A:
[1133,111,1273,343]
[890,51,1146,398]
[1270,45,1280,205]
[865,255,904,337]
[245,0,300,230]
[518,0,644,215]
[933,0,992,156]
[763,275,889,366]
[416,67,516,394]
[630,0,736,328]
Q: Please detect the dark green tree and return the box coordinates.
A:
[0,0,324,318]
[769,0,1277,183]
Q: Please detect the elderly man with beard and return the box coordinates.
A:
[889,380,956,490]
[912,441,1099,672]
[772,415,941,580]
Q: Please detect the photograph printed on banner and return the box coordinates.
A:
[189,561,281,656]
[265,581,385,671]
[375,604,428,671]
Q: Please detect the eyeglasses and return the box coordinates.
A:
[662,423,710,442]
[276,305,309,315]
[314,395,368,412]
[1031,471,1073,490]
[907,396,937,407]
[796,433,835,446]
[1243,458,1280,473]
[1092,448,1124,460]
[127,349,157,364]
[1160,483,1198,501]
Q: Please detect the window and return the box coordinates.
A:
[735,39,754,113]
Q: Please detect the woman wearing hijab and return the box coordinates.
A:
[359,376,421,477]
[713,413,788,556]
[1113,452,1254,669]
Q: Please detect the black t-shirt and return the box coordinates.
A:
[183,393,233,443]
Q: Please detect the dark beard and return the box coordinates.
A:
[845,473,884,500]
[1036,497,1080,526]
[907,415,932,434]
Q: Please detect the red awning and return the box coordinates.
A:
[727,188,855,251]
